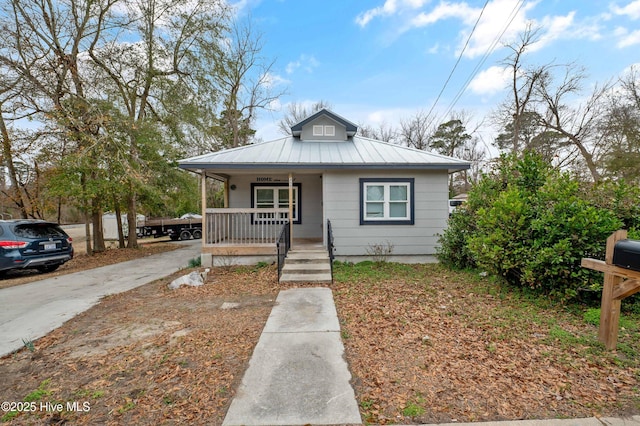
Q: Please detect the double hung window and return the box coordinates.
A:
[360,178,414,225]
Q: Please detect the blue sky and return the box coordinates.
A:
[237,0,640,145]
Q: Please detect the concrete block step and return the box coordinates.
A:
[282,263,331,274]
[285,257,330,265]
[286,251,329,261]
[279,272,333,283]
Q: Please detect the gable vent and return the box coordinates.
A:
[312,125,335,137]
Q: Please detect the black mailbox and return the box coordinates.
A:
[613,239,640,272]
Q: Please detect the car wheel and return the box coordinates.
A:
[179,230,192,240]
[37,265,60,274]
[192,229,202,239]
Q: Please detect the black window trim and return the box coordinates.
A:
[359,178,415,225]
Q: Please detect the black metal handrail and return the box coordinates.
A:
[276,221,291,281]
[327,219,335,283]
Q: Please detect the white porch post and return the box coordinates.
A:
[223,179,229,208]
[288,172,293,247]
[200,170,211,266]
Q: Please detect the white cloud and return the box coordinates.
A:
[468,65,510,95]
[617,28,640,47]
[261,72,289,88]
[355,0,430,27]
[410,2,475,27]
[611,0,640,20]
[356,0,605,61]
[458,0,537,58]
[285,54,319,74]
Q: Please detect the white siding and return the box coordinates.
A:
[228,173,323,239]
[323,170,449,256]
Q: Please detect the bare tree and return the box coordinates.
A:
[600,65,640,182]
[398,110,432,150]
[534,64,612,182]
[214,17,285,148]
[357,122,397,142]
[277,100,331,135]
[496,24,547,155]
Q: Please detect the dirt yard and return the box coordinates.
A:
[0,257,638,425]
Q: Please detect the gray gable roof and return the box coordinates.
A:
[290,108,358,137]
[179,134,470,173]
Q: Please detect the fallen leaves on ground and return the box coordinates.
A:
[0,265,279,425]
[1,259,638,425]
[332,262,640,424]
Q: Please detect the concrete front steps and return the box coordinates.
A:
[279,247,333,283]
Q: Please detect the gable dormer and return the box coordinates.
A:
[290,108,358,141]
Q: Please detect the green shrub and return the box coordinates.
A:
[439,153,626,302]
[437,207,477,269]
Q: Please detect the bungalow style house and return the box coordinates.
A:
[178,109,470,267]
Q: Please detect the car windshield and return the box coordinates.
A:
[13,224,66,238]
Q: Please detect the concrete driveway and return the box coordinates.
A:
[0,240,201,357]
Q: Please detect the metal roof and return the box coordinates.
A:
[179,135,471,173]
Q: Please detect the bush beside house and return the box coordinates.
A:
[438,153,640,301]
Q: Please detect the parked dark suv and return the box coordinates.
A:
[0,220,73,275]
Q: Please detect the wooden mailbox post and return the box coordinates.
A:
[581,230,640,350]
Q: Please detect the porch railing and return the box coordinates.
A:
[276,222,291,280]
[327,219,335,283]
[205,208,290,245]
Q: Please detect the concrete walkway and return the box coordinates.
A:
[223,287,362,426]
[0,240,201,357]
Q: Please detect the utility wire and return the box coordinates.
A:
[434,0,526,127]
[423,0,490,127]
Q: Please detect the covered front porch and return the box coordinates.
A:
[196,169,329,272]
[202,207,290,256]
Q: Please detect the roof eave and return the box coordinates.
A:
[179,162,471,172]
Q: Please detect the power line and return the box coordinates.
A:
[423,0,490,127]
[434,0,526,127]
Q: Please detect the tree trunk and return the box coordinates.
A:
[114,198,125,249]
[570,134,602,182]
[126,192,138,248]
[0,113,28,218]
[84,212,93,256]
[92,206,106,252]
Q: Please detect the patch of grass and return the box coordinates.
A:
[402,401,425,417]
[583,308,601,326]
[188,257,201,268]
[583,307,639,331]
[1,410,19,422]
[74,389,105,399]
[548,325,577,344]
[24,379,53,402]
[254,261,269,269]
[360,399,374,410]
[117,400,136,414]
